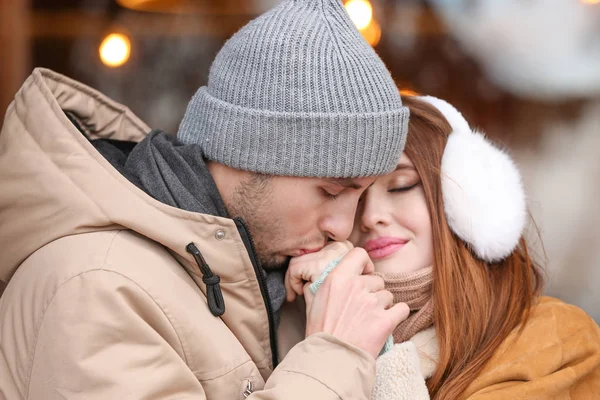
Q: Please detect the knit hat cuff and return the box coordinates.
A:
[178,87,409,178]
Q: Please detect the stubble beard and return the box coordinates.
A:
[227,174,290,271]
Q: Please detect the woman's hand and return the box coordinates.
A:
[285,240,354,302]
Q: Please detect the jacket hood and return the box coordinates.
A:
[0,68,239,285]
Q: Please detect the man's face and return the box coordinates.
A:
[227,174,375,270]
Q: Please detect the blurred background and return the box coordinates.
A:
[1,0,599,320]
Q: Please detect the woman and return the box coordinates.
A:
[284,95,600,399]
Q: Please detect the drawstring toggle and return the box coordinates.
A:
[186,242,225,316]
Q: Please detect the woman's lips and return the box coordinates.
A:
[363,237,408,260]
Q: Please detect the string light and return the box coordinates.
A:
[99,33,131,68]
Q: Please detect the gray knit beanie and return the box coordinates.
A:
[177,0,408,178]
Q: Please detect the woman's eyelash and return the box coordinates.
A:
[389,183,419,193]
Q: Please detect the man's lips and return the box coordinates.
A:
[363,237,408,260]
[293,248,324,257]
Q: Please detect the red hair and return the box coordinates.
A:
[401,96,544,399]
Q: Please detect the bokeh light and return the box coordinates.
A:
[345,0,373,31]
[360,19,381,47]
[99,33,131,68]
[400,89,419,97]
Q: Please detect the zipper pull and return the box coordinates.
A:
[186,242,225,316]
[242,380,253,398]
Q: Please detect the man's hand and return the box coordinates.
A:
[285,241,354,302]
[304,248,410,359]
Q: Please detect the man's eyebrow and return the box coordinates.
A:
[324,178,365,190]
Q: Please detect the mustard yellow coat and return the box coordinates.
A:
[460,296,600,399]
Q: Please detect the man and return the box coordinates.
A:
[0,0,410,398]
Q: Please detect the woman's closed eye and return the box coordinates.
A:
[388,173,421,193]
[389,182,419,193]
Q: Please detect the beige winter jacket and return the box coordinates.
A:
[0,68,376,399]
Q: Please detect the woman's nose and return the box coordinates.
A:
[359,193,389,232]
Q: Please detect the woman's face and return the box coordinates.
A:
[350,153,434,274]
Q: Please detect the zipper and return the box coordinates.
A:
[234,217,279,369]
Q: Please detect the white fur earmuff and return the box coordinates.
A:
[418,96,527,262]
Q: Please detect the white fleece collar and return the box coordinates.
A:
[372,326,438,400]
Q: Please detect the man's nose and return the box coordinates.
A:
[323,200,358,241]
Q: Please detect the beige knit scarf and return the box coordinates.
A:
[377,266,434,343]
